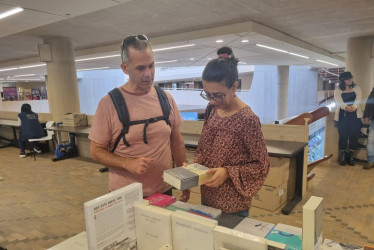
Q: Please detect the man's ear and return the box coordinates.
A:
[121,63,129,75]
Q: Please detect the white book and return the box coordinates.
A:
[84,182,142,250]
[213,225,268,250]
[233,217,275,238]
[171,210,218,250]
[134,202,174,250]
[163,163,213,190]
[302,196,324,250]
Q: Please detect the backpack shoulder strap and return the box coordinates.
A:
[108,88,131,151]
[204,104,214,125]
[154,85,171,126]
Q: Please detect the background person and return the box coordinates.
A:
[334,71,363,166]
[18,103,45,158]
[89,35,186,197]
[182,47,270,217]
[363,87,374,170]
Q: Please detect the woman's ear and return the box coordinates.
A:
[232,81,239,92]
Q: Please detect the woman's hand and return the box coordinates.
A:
[204,167,229,188]
[345,106,356,112]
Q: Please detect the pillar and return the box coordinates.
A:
[43,37,80,123]
[345,36,374,100]
[276,65,289,120]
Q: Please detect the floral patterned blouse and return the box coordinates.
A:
[195,105,270,213]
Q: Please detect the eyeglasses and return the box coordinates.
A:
[200,89,230,102]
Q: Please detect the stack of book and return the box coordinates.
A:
[145,193,177,208]
[265,223,302,250]
[163,163,213,190]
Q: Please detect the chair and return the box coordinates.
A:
[28,121,55,160]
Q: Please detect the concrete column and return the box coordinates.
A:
[276,65,289,120]
[43,37,80,123]
[346,36,374,100]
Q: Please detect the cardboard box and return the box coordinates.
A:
[252,182,287,212]
[63,113,87,127]
[264,157,290,187]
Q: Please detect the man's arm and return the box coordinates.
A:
[90,141,154,175]
[170,126,186,167]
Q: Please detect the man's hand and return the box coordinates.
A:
[204,167,229,188]
[125,157,154,175]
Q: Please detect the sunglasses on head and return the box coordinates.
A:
[122,34,148,47]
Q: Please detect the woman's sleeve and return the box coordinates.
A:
[225,115,270,198]
[334,88,346,110]
[353,86,362,109]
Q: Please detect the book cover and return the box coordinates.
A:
[163,163,213,190]
[216,213,245,229]
[302,196,324,250]
[84,182,142,250]
[171,210,218,250]
[165,204,188,212]
[320,239,363,250]
[134,201,174,250]
[145,193,177,207]
[213,225,268,250]
[265,223,302,250]
[234,217,275,238]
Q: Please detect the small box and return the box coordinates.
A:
[252,182,287,212]
[264,157,290,187]
[63,113,87,127]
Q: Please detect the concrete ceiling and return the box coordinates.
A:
[0,0,374,81]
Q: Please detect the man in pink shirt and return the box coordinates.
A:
[89,35,186,197]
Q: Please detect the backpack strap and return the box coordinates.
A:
[155,85,171,126]
[108,86,172,153]
[204,104,214,125]
[108,88,131,152]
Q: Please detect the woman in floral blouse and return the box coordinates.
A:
[182,47,270,218]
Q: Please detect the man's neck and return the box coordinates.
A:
[122,81,152,94]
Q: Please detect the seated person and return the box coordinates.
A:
[18,103,45,158]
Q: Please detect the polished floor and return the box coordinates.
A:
[0,146,373,249]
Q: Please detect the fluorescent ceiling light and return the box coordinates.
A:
[256,44,287,53]
[216,40,223,43]
[256,44,310,59]
[189,58,195,60]
[238,62,247,65]
[155,60,178,64]
[316,59,339,66]
[19,64,46,69]
[241,40,249,43]
[288,52,309,59]
[75,55,119,62]
[153,44,195,52]
[0,67,18,72]
[0,7,23,20]
[77,67,110,72]
[14,74,36,77]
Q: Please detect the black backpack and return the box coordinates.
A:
[108,86,171,152]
